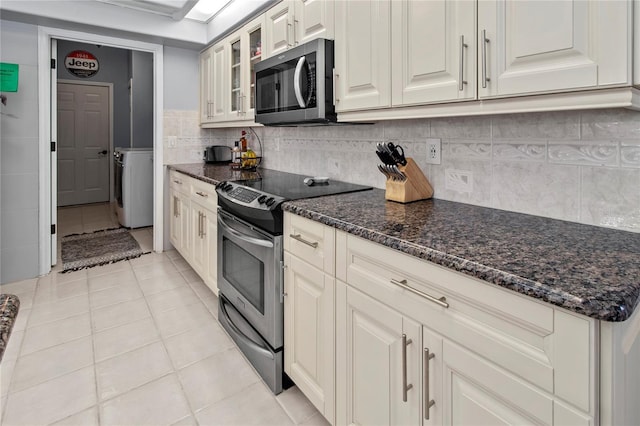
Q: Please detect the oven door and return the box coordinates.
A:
[217,209,283,349]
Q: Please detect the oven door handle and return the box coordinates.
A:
[217,214,274,248]
[220,297,274,360]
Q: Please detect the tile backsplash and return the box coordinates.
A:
[164,108,640,232]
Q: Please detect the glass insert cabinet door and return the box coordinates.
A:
[226,17,263,119]
[249,27,262,112]
[231,39,241,114]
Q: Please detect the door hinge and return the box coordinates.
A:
[51,141,56,152]
[51,59,56,69]
[51,224,56,234]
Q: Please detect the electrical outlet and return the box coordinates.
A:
[168,136,177,148]
[426,138,441,165]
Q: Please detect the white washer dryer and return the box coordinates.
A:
[114,148,153,228]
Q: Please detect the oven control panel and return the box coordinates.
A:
[216,181,284,210]
[229,187,259,203]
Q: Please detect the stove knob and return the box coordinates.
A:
[215,180,226,189]
[257,195,267,204]
[224,183,233,192]
[265,197,276,207]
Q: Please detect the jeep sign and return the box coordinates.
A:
[65,50,99,78]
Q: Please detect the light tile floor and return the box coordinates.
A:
[0,204,328,426]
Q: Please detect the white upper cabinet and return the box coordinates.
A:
[295,0,335,46]
[199,46,214,124]
[334,0,391,111]
[335,0,635,119]
[391,0,476,106]
[477,0,631,98]
[200,14,264,126]
[211,42,227,122]
[264,0,334,58]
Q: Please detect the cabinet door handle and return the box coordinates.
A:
[481,29,490,89]
[195,191,208,198]
[402,333,413,402]
[390,279,449,308]
[201,213,206,237]
[197,211,202,237]
[424,348,436,420]
[333,69,339,104]
[289,233,318,248]
[459,34,468,91]
[287,21,293,47]
[173,196,178,217]
[293,18,299,45]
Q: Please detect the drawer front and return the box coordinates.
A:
[190,177,218,212]
[169,170,190,193]
[337,231,595,413]
[284,213,335,274]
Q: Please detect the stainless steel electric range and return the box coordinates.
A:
[215,169,371,394]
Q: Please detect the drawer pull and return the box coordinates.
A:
[195,191,208,198]
[289,234,318,248]
[402,333,413,402]
[424,348,436,420]
[173,179,182,185]
[390,279,449,308]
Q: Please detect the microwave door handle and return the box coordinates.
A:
[293,56,306,108]
[217,214,274,248]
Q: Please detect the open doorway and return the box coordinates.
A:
[53,41,154,262]
[37,26,164,275]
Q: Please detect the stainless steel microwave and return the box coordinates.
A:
[254,38,335,126]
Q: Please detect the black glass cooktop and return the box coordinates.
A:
[233,169,371,201]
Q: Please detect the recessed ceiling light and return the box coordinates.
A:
[186,0,232,22]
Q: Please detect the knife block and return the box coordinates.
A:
[385,158,434,203]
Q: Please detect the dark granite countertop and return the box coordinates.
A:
[282,189,640,322]
[169,163,261,186]
[0,294,20,362]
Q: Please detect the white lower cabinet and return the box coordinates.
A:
[189,199,208,278]
[168,171,218,295]
[284,213,336,423]
[336,282,422,426]
[284,252,335,422]
[204,211,218,290]
[334,230,595,426]
[443,340,553,425]
[169,172,191,259]
[283,212,640,426]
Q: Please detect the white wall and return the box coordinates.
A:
[131,50,154,148]
[0,20,40,283]
[163,46,199,111]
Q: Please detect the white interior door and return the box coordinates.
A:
[57,83,110,206]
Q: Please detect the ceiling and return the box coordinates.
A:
[95,0,231,22]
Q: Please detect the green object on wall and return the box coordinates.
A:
[0,63,19,92]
